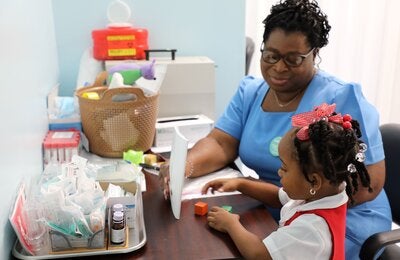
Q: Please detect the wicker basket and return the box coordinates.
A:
[76,73,159,158]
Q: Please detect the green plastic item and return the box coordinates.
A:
[221,205,232,213]
[108,70,142,85]
[123,150,143,165]
[107,60,155,85]
[121,70,142,85]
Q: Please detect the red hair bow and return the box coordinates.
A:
[292,103,350,140]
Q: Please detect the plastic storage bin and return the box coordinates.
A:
[76,72,159,158]
[91,0,149,60]
[50,226,105,251]
[42,130,80,165]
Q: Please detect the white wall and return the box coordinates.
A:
[245,0,275,77]
[246,0,400,124]
[0,0,58,259]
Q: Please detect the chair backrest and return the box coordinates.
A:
[380,123,400,223]
[245,36,255,75]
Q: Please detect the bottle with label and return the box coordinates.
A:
[112,203,125,226]
[111,211,125,244]
[112,203,124,214]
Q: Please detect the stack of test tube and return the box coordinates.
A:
[42,130,80,166]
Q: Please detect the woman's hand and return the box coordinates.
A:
[158,161,170,200]
[201,178,240,195]
[207,206,240,233]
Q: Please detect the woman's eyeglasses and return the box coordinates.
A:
[260,44,315,67]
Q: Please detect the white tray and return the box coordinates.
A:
[12,186,146,259]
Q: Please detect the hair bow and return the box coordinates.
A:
[292,103,352,140]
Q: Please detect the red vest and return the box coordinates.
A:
[284,203,347,260]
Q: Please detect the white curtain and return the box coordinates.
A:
[246,0,400,124]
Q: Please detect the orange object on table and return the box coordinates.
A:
[194,201,208,216]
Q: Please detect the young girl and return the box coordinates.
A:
[201,103,372,260]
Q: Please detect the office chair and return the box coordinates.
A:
[359,123,400,260]
[245,37,255,75]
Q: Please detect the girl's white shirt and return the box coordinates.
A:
[263,186,348,259]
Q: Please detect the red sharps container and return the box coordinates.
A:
[91,0,149,60]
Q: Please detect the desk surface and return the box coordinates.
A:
[86,173,278,260]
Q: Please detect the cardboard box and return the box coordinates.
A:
[153,114,214,150]
[50,228,105,251]
[99,181,140,229]
[47,84,81,131]
[49,181,142,253]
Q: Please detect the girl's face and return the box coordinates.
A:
[260,29,316,94]
[277,129,313,200]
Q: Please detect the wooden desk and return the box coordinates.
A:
[88,173,278,260]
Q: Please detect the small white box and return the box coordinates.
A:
[100,181,140,229]
[153,114,214,150]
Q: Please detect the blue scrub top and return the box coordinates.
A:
[217,70,384,184]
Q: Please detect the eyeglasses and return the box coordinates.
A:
[260,45,315,67]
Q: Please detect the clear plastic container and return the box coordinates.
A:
[23,203,51,256]
[42,130,80,166]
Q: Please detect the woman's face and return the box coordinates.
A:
[260,29,316,94]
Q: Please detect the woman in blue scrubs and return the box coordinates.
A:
[161,0,392,258]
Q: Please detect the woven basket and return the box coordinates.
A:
[76,72,159,158]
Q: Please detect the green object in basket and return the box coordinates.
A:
[123,150,144,165]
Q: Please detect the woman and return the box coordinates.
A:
[161,0,391,258]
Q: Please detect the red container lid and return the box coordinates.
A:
[43,130,80,148]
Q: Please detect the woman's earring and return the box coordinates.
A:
[315,53,321,70]
[309,188,316,195]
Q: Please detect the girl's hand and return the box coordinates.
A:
[158,161,170,200]
[201,178,240,195]
[207,206,240,233]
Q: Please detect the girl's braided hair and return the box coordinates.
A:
[293,117,372,205]
[262,0,331,49]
